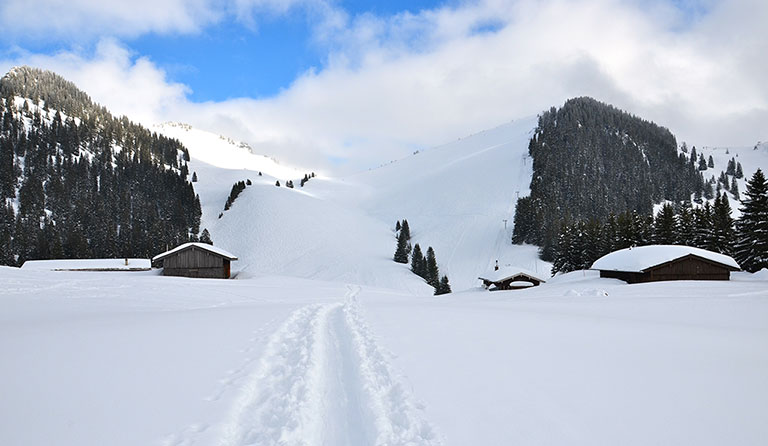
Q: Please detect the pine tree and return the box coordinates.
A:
[395,220,401,232]
[731,177,740,200]
[435,275,452,295]
[394,230,409,264]
[734,169,768,272]
[698,153,707,170]
[401,219,411,240]
[735,162,743,179]
[708,155,714,168]
[191,171,197,182]
[275,180,280,187]
[693,203,714,250]
[654,203,677,244]
[425,246,439,288]
[710,193,735,254]
[676,201,696,245]
[200,228,213,245]
[410,243,426,278]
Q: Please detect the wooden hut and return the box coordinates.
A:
[591,245,740,284]
[479,264,546,291]
[152,243,238,279]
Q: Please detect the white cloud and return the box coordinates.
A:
[1,0,766,173]
[0,0,222,39]
[0,39,188,125]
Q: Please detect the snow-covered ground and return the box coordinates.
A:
[1,268,766,446]
[3,122,768,445]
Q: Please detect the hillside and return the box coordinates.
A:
[0,67,200,265]
[160,118,549,291]
[513,97,704,259]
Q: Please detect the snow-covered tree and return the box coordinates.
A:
[734,169,768,272]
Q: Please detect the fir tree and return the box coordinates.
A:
[395,220,401,233]
[425,246,439,288]
[401,219,411,240]
[394,230,409,264]
[693,203,714,249]
[200,228,213,245]
[191,171,197,182]
[735,162,743,179]
[654,203,677,244]
[710,193,735,255]
[410,243,426,278]
[698,153,707,170]
[734,169,768,272]
[708,155,714,168]
[731,177,740,200]
[676,201,696,245]
[435,275,452,295]
[275,180,280,187]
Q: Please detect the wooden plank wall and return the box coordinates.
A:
[162,247,228,279]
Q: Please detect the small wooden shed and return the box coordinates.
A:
[152,243,238,279]
[479,264,546,291]
[591,245,740,284]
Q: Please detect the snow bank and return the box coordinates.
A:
[20,258,151,271]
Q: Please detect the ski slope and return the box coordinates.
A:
[156,118,548,292]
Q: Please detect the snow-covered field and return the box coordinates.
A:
[3,123,768,445]
[2,268,767,445]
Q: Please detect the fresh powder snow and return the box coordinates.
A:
[2,121,768,446]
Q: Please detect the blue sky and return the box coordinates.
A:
[0,0,765,172]
[2,0,451,102]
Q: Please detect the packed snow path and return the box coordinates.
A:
[219,286,441,446]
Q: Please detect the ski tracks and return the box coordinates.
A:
[218,286,441,446]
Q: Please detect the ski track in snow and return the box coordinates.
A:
[218,285,441,446]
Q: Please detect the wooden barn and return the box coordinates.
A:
[152,243,238,279]
[591,245,740,284]
[479,263,546,291]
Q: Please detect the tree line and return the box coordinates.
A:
[550,169,768,274]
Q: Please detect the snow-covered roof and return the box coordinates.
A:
[152,243,237,262]
[591,245,740,272]
[479,265,547,283]
[21,258,151,271]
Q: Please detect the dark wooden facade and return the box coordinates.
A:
[155,245,235,279]
[598,254,737,284]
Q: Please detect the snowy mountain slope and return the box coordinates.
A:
[323,117,549,289]
[164,118,547,291]
[694,142,768,217]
